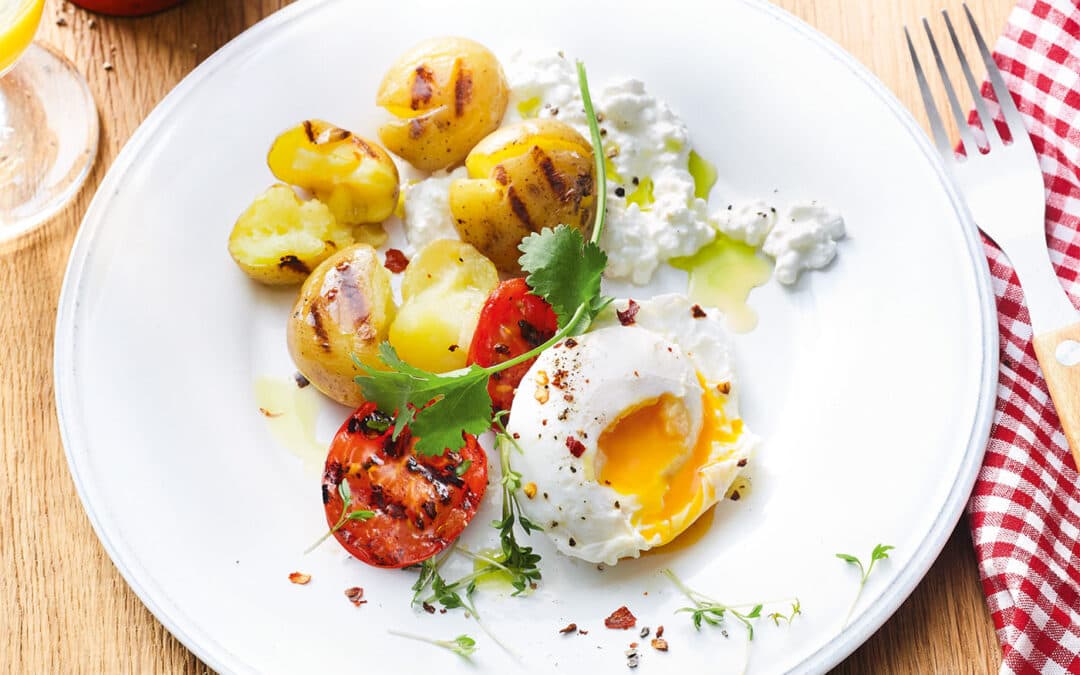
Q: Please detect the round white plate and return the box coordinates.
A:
[55,0,997,673]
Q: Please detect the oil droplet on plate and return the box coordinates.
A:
[254,376,326,474]
[671,235,772,333]
[687,150,717,200]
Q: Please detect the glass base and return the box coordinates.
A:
[0,43,99,242]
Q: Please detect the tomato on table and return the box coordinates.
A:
[322,403,488,568]
[467,277,559,412]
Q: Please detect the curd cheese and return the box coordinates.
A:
[401,167,468,251]
[763,201,846,284]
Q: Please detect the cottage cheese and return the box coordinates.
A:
[401,167,468,251]
[713,199,777,247]
[762,202,846,284]
[506,52,714,284]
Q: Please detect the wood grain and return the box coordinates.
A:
[2,0,1011,672]
[1034,323,1080,468]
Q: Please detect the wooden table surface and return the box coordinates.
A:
[2,0,1013,672]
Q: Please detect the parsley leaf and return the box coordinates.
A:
[519,225,611,333]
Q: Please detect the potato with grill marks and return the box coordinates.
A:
[376,37,509,172]
[267,120,400,226]
[449,120,596,273]
[227,184,354,285]
[287,243,396,407]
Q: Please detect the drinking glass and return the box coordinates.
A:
[1,0,98,241]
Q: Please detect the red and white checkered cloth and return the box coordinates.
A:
[965,0,1080,672]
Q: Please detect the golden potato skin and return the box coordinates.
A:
[376,37,509,172]
[287,244,396,407]
[228,184,353,285]
[449,120,596,273]
[267,120,400,225]
[389,240,498,373]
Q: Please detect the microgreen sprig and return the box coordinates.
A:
[836,544,894,627]
[663,569,764,640]
[353,59,610,457]
[387,630,477,659]
[303,479,374,554]
[768,599,802,626]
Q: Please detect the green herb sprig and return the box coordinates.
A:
[353,60,609,457]
[836,544,894,627]
[387,630,477,659]
[768,599,802,626]
[663,568,764,639]
[304,479,374,554]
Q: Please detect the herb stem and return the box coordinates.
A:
[576,60,607,246]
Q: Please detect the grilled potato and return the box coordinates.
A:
[388,239,498,373]
[449,120,596,273]
[228,184,353,285]
[267,120,400,225]
[287,244,396,406]
[376,37,509,172]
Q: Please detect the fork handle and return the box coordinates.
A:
[1033,322,1080,469]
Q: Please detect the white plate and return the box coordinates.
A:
[55,0,997,673]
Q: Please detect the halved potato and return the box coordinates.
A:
[389,239,498,373]
[287,243,396,407]
[376,37,509,172]
[228,184,353,285]
[449,120,596,273]
[267,120,400,225]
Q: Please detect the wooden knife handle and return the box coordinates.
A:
[1033,322,1080,469]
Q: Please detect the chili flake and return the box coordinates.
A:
[384,248,409,273]
[288,572,311,585]
[651,638,669,652]
[691,304,707,318]
[616,299,640,326]
[559,623,577,634]
[344,586,367,606]
[566,436,586,458]
[605,606,637,630]
[259,407,283,418]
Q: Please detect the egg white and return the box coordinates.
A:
[506,294,756,565]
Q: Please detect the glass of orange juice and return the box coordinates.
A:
[1,0,98,241]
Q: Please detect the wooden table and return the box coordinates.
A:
[2,0,1011,671]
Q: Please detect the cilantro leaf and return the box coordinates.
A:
[354,345,492,455]
[409,370,493,456]
[519,225,611,333]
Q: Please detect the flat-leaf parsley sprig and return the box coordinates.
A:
[304,478,374,554]
[353,60,610,457]
[836,543,894,627]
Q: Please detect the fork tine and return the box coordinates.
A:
[905,26,955,160]
[963,3,1027,142]
[922,18,978,155]
[942,9,1003,147]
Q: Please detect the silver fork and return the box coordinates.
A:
[906,5,1080,461]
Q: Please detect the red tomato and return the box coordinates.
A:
[467,278,559,412]
[69,0,186,15]
[322,403,488,568]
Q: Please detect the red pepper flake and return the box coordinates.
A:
[656,625,664,638]
[259,407,283,418]
[564,338,578,348]
[651,638,669,652]
[344,586,367,606]
[629,642,639,649]
[384,248,409,273]
[559,623,577,634]
[566,436,586,458]
[691,304,707,318]
[288,572,311,585]
[578,629,589,635]
[422,602,436,614]
[605,606,637,629]
[616,299,639,326]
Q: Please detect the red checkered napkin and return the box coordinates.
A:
[964,0,1080,672]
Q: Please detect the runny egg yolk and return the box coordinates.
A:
[596,373,742,546]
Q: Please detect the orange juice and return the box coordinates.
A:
[0,0,44,75]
